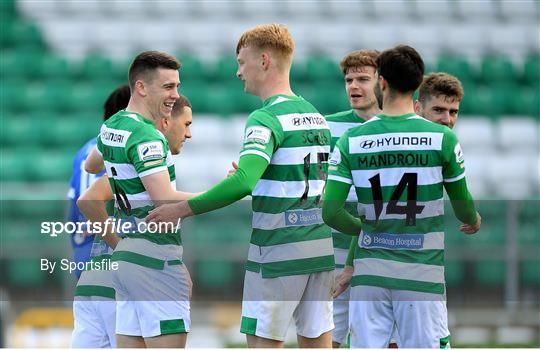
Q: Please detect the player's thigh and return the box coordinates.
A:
[116,334,146,348]
[93,298,117,348]
[392,289,448,348]
[349,285,395,348]
[294,271,334,340]
[332,272,351,345]
[241,270,304,342]
[144,333,187,348]
[72,297,110,348]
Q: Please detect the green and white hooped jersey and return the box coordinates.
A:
[96,110,180,270]
[241,94,335,278]
[326,110,366,268]
[329,113,466,294]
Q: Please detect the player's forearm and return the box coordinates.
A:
[77,199,120,249]
[444,178,478,225]
[345,235,358,267]
[188,154,268,215]
[84,146,105,174]
[322,180,362,236]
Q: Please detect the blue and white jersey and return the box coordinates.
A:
[67,138,105,277]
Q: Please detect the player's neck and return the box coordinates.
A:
[381,94,415,117]
[258,75,294,101]
[125,100,154,123]
[353,105,381,121]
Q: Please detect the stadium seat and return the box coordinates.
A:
[453,117,496,153]
[521,260,540,286]
[475,260,506,286]
[2,118,40,147]
[176,54,205,84]
[488,154,538,199]
[500,0,540,22]
[497,117,539,152]
[304,54,342,83]
[33,54,72,81]
[522,54,540,86]
[196,260,234,287]
[213,55,239,83]
[0,150,30,181]
[1,48,42,80]
[76,53,115,81]
[445,261,466,287]
[510,87,540,118]
[1,19,44,50]
[8,259,46,287]
[28,151,73,182]
[480,56,515,84]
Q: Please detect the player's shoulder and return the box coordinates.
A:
[325,110,354,121]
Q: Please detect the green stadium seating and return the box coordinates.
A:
[213,55,238,82]
[510,86,540,118]
[521,260,540,286]
[8,259,46,287]
[2,117,38,147]
[522,54,540,86]
[475,260,506,286]
[28,150,73,182]
[76,54,115,81]
[460,85,511,117]
[196,260,234,287]
[34,54,72,81]
[304,54,342,83]
[437,55,476,82]
[1,20,45,50]
[1,48,42,80]
[480,55,515,83]
[0,150,30,181]
[177,54,205,83]
[445,261,465,286]
[180,81,209,113]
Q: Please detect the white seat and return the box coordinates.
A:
[497,117,539,152]
[455,0,498,21]
[499,0,539,22]
[488,154,538,199]
[454,116,497,153]
[463,152,494,199]
[188,116,226,149]
[371,0,412,20]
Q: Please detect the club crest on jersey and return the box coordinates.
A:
[137,141,164,162]
[329,147,341,166]
[245,126,271,144]
[454,143,464,163]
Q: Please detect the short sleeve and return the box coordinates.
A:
[327,132,353,185]
[126,127,168,178]
[442,128,466,183]
[239,110,282,163]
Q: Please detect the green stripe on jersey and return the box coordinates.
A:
[326,110,367,263]
[240,94,334,277]
[75,285,116,299]
[97,110,181,260]
[330,113,466,294]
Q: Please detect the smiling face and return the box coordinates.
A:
[415,94,460,129]
[143,68,180,120]
[345,66,378,111]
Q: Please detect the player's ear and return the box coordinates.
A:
[414,100,422,114]
[261,52,270,70]
[134,80,146,97]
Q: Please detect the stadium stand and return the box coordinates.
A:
[1,0,539,345]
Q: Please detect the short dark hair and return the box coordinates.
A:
[376,45,424,93]
[171,94,192,118]
[128,51,181,90]
[103,84,130,121]
[418,72,464,105]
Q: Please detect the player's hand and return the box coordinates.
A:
[460,211,481,235]
[145,201,193,226]
[227,161,238,177]
[333,265,353,298]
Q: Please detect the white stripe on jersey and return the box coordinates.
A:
[351,167,443,188]
[277,113,329,132]
[358,199,443,221]
[327,121,362,138]
[354,258,445,284]
[248,237,333,263]
[271,145,330,165]
[252,179,325,198]
[349,132,443,154]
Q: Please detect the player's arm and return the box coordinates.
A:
[77,175,120,249]
[146,111,278,223]
[333,235,357,298]
[141,171,202,203]
[322,137,363,235]
[442,129,481,233]
[85,146,105,174]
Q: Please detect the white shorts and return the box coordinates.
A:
[240,270,334,341]
[349,285,450,348]
[332,267,351,345]
[112,260,190,338]
[72,296,116,348]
